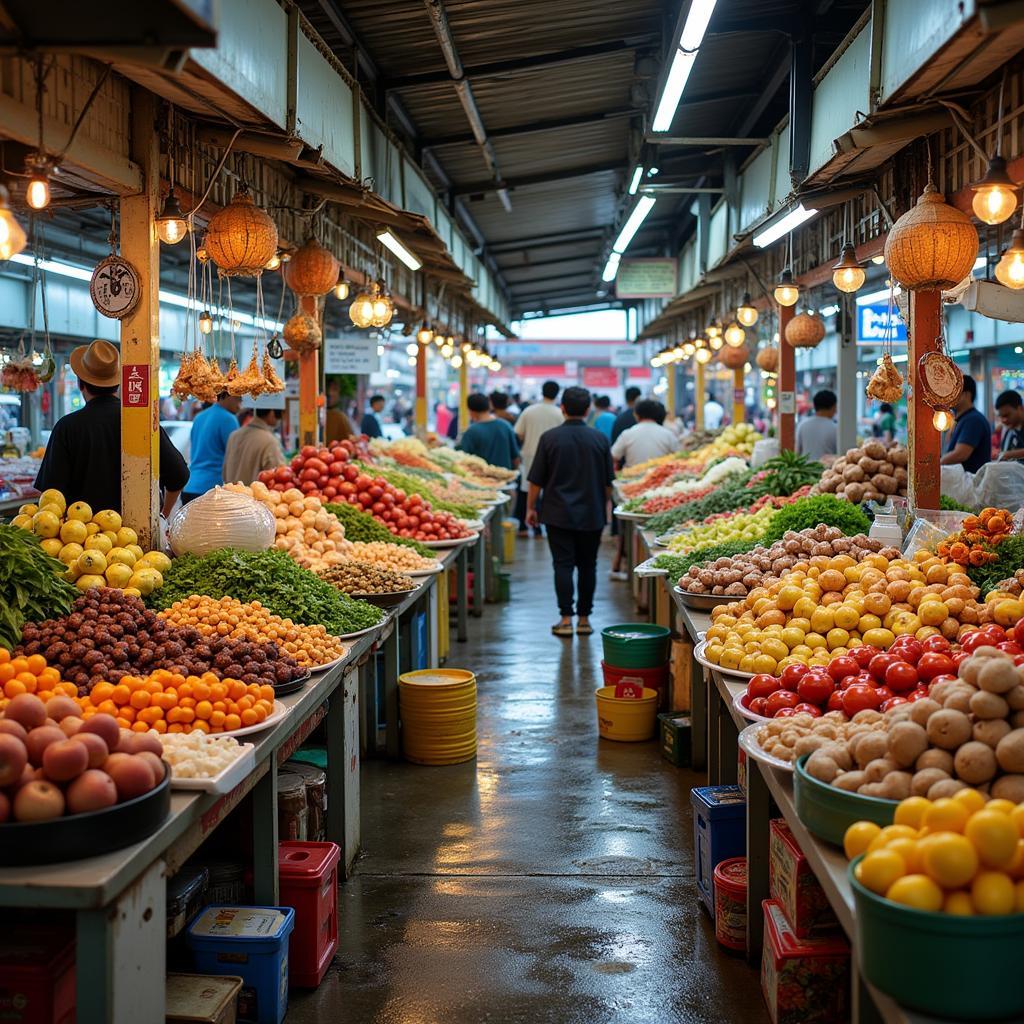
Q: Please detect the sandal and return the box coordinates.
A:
[576,621,594,635]
[551,622,574,637]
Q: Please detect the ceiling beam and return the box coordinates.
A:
[451,160,622,195]
[709,14,796,35]
[497,254,598,271]
[507,271,596,290]
[423,106,641,149]
[488,228,606,252]
[646,135,769,146]
[383,36,657,90]
[735,38,791,137]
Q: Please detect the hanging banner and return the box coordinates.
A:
[856,301,907,344]
[323,335,380,374]
[583,366,619,388]
[616,258,677,298]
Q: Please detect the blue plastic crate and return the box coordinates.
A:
[691,785,746,916]
[187,905,295,1024]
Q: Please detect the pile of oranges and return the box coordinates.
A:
[75,669,276,735]
[0,649,77,703]
[938,508,1013,567]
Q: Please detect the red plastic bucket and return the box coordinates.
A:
[601,660,668,695]
[714,856,748,952]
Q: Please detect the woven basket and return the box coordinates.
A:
[785,312,826,348]
[755,346,779,372]
[284,237,340,296]
[719,344,748,369]
[205,189,278,277]
[283,312,322,353]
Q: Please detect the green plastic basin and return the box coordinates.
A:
[600,623,670,669]
[794,754,896,846]
[850,856,1024,1020]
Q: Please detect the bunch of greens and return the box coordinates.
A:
[967,534,1024,597]
[646,473,754,534]
[940,495,974,513]
[357,464,479,519]
[147,548,383,635]
[651,539,755,578]
[760,495,871,545]
[324,502,433,556]
[747,451,824,498]
[0,524,78,650]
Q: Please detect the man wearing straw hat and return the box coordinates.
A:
[35,339,189,516]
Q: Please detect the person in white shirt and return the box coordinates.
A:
[611,399,678,468]
[704,392,725,431]
[514,380,565,536]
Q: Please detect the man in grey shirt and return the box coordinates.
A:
[796,389,838,460]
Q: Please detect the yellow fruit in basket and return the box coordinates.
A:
[965,810,1019,869]
[1009,805,1024,838]
[107,547,137,568]
[31,510,61,538]
[895,797,933,830]
[92,509,121,532]
[919,602,949,627]
[922,832,978,888]
[809,607,834,634]
[704,644,723,665]
[844,821,882,859]
[793,597,817,620]
[862,627,895,650]
[85,522,100,536]
[11,515,31,529]
[122,587,142,598]
[75,573,106,591]
[994,599,1024,627]
[868,824,919,851]
[62,561,81,582]
[66,501,92,522]
[85,534,112,555]
[776,586,802,611]
[943,891,975,915]
[129,567,161,596]
[116,526,138,548]
[885,874,944,912]
[971,871,1015,915]
[59,519,87,545]
[126,543,145,561]
[101,530,119,546]
[78,550,107,575]
[58,543,83,566]
[17,503,38,517]
[826,628,850,651]
[752,654,777,674]
[858,849,907,894]
[986,799,1017,816]
[886,838,923,874]
[925,799,971,834]
[38,488,66,512]
[139,550,171,573]
[39,538,63,558]
[832,605,859,630]
[719,648,742,670]
[104,562,134,588]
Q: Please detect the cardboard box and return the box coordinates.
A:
[769,819,838,937]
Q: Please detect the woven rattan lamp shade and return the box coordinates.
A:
[884,184,979,290]
[283,312,322,352]
[785,311,826,348]
[719,343,748,369]
[205,188,279,276]
[755,346,779,372]
[284,237,341,296]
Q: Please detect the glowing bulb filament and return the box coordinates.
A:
[26,176,50,210]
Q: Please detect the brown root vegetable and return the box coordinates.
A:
[978,658,1019,694]
[973,719,1012,749]
[953,741,998,784]
[970,690,1009,720]
[806,750,841,783]
[833,770,867,792]
[911,767,950,796]
[863,440,887,461]
[928,778,968,799]
[909,698,941,728]
[843,465,866,483]
[854,732,889,768]
[879,772,913,800]
[887,721,928,768]
[864,756,899,783]
[1006,684,1024,711]
[943,687,976,713]
[927,709,972,749]
[995,728,1024,773]
[991,774,1024,803]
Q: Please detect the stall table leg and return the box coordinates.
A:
[251,766,279,904]
[456,547,469,641]
[472,530,485,615]
[490,507,503,565]
[745,764,772,965]
[690,659,707,772]
[708,675,722,785]
[384,621,401,758]
[719,705,739,786]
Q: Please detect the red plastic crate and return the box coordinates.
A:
[0,925,75,1024]
[278,841,340,988]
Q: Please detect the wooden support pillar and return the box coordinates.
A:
[120,90,160,549]
[416,341,428,433]
[458,356,468,439]
[667,360,678,420]
[694,361,704,431]
[733,366,745,426]
[778,304,796,451]
[908,289,942,509]
[298,295,319,447]
[837,299,858,452]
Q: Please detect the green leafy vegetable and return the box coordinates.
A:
[324,502,433,556]
[147,548,384,635]
[0,524,78,650]
[759,495,871,545]
[940,495,974,513]
[967,534,1024,597]
[746,451,824,498]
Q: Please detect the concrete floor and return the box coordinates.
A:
[291,536,768,1024]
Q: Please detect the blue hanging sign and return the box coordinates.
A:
[856,302,907,344]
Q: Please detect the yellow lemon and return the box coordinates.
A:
[951,789,987,816]
[885,874,943,912]
[752,654,777,674]
[924,798,970,835]
[104,562,134,588]
[66,501,93,522]
[971,871,1016,915]
[115,526,138,548]
[84,534,112,555]
[858,849,907,894]
[75,573,106,591]
[943,891,975,916]
[1010,805,1024,839]
[31,510,61,539]
[965,810,1019,869]
[858,613,882,633]
[139,551,171,574]
[894,797,933,830]
[986,799,1017,817]
[922,832,978,888]
[92,509,122,532]
[886,837,923,874]
[39,538,63,558]
[704,644,723,665]
[77,550,107,575]
[38,488,66,512]
[59,519,88,545]
[781,626,805,649]
[58,543,84,565]
[128,570,159,596]
[106,546,137,568]
[867,824,919,852]
[844,821,882,860]
[810,607,834,634]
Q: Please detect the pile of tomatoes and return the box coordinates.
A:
[256,438,371,498]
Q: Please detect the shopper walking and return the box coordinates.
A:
[795,389,838,460]
[457,393,520,470]
[610,399,676,467]
[490,391,517,425]
[527,386,614,637]
[941,375,991,473]
[514,380,563,537]
[360,394,386,438]
[610,386,641,443]
[223,408,286,485]
[181,392,243,504]
[593,395,616,439]
[703,391,725,431]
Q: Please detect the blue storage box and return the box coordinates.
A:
[691,785,746,916]
[186,906,295,1024]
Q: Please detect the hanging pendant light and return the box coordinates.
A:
[156,191,188,245]
[694,346,712,364]
[198,311,214,335]
[706,321,722,340]
[932,408,954,431]
[334,278,350,301]
[736,293,758,327]
[724,321,746,347]
[773,268,800,306]
[264,252,282,271]
[0,186,27,261]
[832,241,866,293]
[25,156,51,211]
[708,334,723,351]
[681,340,696,358]
[417,321,434,345]
[996,228,1024,289]
[971,156,1017,225]
[349,288,376,328]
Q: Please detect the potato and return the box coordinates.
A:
[927,709,972,749]
[930,679,960,704]
[909,698,941,728]
[970,690,1009,720]
[1014,711,1024,729]
[990,774,1024,803]
[864,756,899,783]
[973,719,1011,749]
[978,658,1020,694]
[887,721,928,768]
[995,728,1024,773]
[943,686,977,714]
[833,770,867,792]
[1006,684,1024,711]
[879,771,913,800]
[806,750,841,783]
[953,741,998,784]
[911,767,950,796]
[844,482,866,503]
[794,735,829,759]
[916,747,955,774]
[928,778,968,799]
[855,732,890,768]
[859,782,890,798]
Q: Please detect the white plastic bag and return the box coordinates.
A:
[168,487,276,556]
[750,438,779,469]
[972,461,1024,512]
[940,465,976,509]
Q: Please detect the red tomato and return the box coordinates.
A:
[826,690,846,713]
[774,707,799,718]
[851,645,876,670]
[332,448,348,463]
[960,631,988,654]
[371,502,386,515]
[999,641,1023,655]
[907,687,930,702]
[1015,655,1024,667]
[301,445,318,458]
[343,465,359,482]
[322,486,337,499]
[889,638,923,665]
[798,675,835,705]
[780,663,809,689]
[749,697,769,717]
[300,480,318,493]
[885,661,919,692]
[921,635,952,654]
[928,673,958,689]
[275,466,292,483]
[355,474,373,491]
[869,653,899,683]
[880,696,909,712]
[827,656,859,682]
[304,457,327,474]
[358,492,374,507]
[793,702,823,717]
[765,690,800,716]
[369,485,384,500]
[873,685,894,703]
[843,683,882,715]
[917,652,955,682]
[740,692,752,709]
[290,455,304,472]
[951,651,969,669]
[1013,618,1024,647]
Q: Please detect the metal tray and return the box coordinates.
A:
[348,585,420,608]
[673,587,730,611]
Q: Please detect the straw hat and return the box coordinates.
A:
[69,339,120,388]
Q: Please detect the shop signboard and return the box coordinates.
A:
[610,346,644,368]
[856,301,907,344]
[583,366,619,388]
[122,364,149,408]
[323,335,380,375]
[616,258,677,298]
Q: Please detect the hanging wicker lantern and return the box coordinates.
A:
[719,343,748,370]
[283,312,322,352]
[284,237,341,296]
[204,187,278,276]
[755,346,779,372]
[884,183,979,291]
[785,311,826,348]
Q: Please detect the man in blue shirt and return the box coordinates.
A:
[360,394,386,438]
[593,395,616,439]
[457,393,520,469]
[181,392,242,503]
[941,374,991,474]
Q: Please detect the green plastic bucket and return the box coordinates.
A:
[850,856,1024,1019]
[600,623,671,669]
[794,754,896,846]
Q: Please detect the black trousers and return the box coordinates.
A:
[546,525,603,617]
[515,489,543,533]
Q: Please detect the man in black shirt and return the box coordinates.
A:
[35,339,189,515]
[527,386,615,637]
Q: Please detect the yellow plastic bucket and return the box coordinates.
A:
[595,686,659,741]
[399,669,478,765]
[502,519,517,562]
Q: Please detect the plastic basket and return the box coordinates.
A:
[794,754,896,846]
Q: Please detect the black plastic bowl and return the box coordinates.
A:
[0,762,171,866]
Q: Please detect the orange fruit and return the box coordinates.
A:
[129,690,150,710]
[924,798,970,834]
[965,810,1019,869]
[0,665,14,684]
[224,713,241,731]
[195,701,213,721]
[240,709,257,726]
[0,649,9,663]
[110,684,131,706]
[885,875,943,912]
[922,832,978,888]
[858,850,907,894]
[971,871,1016,915]
[9,658,28,675]
[4,679,27,698]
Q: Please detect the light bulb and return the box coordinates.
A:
[708,335,723,351]
[651,356,661,367]
[406,343,418,356]
[737,294,758,327]
[0,186,27,261]
[996,230,1024,289]
[724,321,746,347]
[451,355,462,368]
[26,173,50,211]
[694,347,712,364]
[971,157,1018,225]
[334,279,350,300]
[264,253,281,271]
[196,245,209,263]
[441,344,453,358]
[932,408,954,431]
[198,311,213,335]
[417,324,433,345]
[155,192,188,245]
[832,242,865,293]
[706,322,722,339]
[774,283,799,306]
[871,254,885,264]
[407,356,417,366]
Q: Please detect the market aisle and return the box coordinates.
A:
[290,537,766,1024]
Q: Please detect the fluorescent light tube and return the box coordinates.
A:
[752,204,818,248]
[818,304,840,317]
[602,253,622,282]
[612,197,656,254]
[376,230,422,271]
[628,165,643,196]
[651,0,718,132]
[856,285,902,305]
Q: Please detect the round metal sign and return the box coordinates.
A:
[90,255,141,320]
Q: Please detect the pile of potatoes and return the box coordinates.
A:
[800,647,1024,801]
[816,441,908,504]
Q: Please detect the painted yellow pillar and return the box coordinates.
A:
[120,90,160,548]
[298,295,319,447]
[416,342,428,433]
[666,361,677,418]
[458,356,468,439]
[733,367,745,427]
[694,360,705,431]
